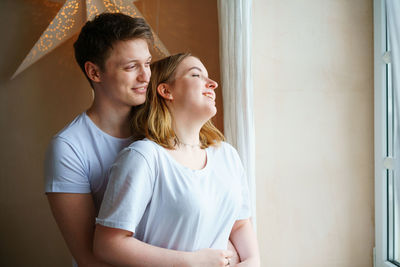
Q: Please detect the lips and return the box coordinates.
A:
[132,86,147,94]
[203,91,215,101]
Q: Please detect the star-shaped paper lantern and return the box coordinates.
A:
[11,0,169,79]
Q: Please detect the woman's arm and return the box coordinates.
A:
[94,224,233,267]
[229,219,260,267]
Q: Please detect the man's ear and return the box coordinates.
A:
[157,83,173,100]
[84,61,101,83]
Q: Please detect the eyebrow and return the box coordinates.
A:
[121,56,152,65]
[188,66,202,72]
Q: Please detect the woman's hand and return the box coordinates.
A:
[227,240,240,265]
[188,248,234,267]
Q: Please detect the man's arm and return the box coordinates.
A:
[229,219,260,267]
[47,193,113,267]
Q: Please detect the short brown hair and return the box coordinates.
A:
[74,12,153,85]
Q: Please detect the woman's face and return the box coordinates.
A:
[168,56,218,121]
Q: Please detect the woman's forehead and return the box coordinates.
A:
[175,56,207,76]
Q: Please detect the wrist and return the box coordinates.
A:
[176,251,193,267]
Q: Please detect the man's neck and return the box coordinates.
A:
[86,103,131,139]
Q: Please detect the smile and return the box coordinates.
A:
[203,91,215,101]
[132,87,147,94]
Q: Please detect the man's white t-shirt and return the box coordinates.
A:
[44,112,132,212]
[96,139,251,251]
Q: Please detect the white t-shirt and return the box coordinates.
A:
[44,112,132,212]
[96,139,251,251]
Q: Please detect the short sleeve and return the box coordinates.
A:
[96,147,155,234]
[237,166,251,220]
[44,136,90,193]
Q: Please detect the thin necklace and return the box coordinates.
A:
[174,136,201,148]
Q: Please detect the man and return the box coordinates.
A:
[45,13,153,267]
[45,12,239,267]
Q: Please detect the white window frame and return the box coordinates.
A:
[374,0,399,266]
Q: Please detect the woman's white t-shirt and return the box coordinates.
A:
[96,139,251,251]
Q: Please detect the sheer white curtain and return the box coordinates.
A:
[217,0,256,226]
[387,0,400,261]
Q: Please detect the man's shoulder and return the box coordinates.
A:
[54,112,89,142]
[46,113,90,158]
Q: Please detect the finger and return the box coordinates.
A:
[224,257,230,266]
[223,249,234,258]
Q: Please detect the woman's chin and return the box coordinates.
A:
[184,106,217,123]
[194,111,217,124]
[206,106,217,119]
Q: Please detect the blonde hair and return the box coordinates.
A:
[131,53,224,149]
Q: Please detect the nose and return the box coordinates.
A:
[207,78,218,90]
[137,65,150,83]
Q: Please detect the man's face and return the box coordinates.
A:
[97,38,151,109]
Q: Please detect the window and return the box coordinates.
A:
[375,0,400,266]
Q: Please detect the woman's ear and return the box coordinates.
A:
[84,61,101,83]
[157,83,173,100]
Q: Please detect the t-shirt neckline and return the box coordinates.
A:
[146,138,212,174]
[84,112,132,143]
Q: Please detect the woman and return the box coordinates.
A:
[94,53,260,266]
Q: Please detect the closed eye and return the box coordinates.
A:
[126,65,136,70]
[192,74,200,77]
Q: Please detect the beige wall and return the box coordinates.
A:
[0,0,220,266]
[253,0,375,266]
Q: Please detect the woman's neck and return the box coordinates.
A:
[169,107,210,147]
[172,120,202,148]
[167,122,208,170]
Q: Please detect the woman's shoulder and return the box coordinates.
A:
[211,141,240,160]
[209,142,244,174]
[113,139,160,171]
[214,141,237,153]
[125,139,160,156]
